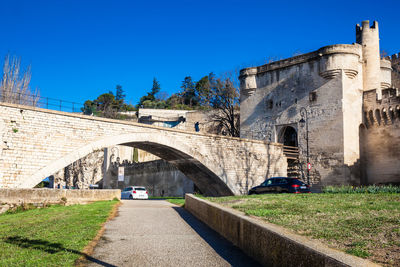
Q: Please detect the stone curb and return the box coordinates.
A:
[184,194,380,267]
[0,189,121,205]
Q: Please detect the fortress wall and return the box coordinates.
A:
[341,56,364,168]
[380,59,392,89]
[361,89,400,184]
[240,45,363,185]
[389,53,400,88]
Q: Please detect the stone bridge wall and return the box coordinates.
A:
[0,102,287,195]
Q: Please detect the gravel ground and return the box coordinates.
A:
[87,199,260,267]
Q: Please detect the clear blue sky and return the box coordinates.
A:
[1,0,399,106]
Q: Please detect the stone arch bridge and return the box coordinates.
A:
[0,103,287,196]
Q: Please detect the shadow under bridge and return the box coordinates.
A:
[122,141,234,197]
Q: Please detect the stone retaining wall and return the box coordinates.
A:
[185,194,379,267]
[0,189,120,205]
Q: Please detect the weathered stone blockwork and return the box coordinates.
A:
[361,89,400,184]
[240,45,363,185]
[0,188,120,205]
[0,102,287,196]
[388,53,400,88]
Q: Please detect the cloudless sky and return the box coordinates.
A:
[0,0,399,107]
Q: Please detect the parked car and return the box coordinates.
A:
[121,186,149,199]
[248,177,310,194]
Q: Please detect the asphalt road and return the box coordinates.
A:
[87,199,261,267]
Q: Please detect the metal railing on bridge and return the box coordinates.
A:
[0,92,83,113]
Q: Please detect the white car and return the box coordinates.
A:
[121,186,149,199]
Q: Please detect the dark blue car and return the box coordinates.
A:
[248,177,310,194]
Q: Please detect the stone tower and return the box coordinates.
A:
[356,20,381,92]
[356,20,392,99]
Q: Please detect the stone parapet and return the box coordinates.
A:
[0,189,120,205]
[363,88,400,127]
[240,44,361,77]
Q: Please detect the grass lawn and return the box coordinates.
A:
[165,198,185,206]
[149,196,185,206]
[206,193,400,266]
[149,197,185,206]
[0,200,118,267]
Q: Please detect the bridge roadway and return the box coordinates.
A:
[87,200,261,267]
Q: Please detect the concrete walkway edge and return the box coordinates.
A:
[185,194,380,267]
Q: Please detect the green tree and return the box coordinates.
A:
[114,85,127,111]
[137,77,162,108]
[81,85,135,118]
[82,100,96,115]
[151,77,161,98]
[180,76,197,107]
[115,85,125,101]
[195,72,216,107]
[94,93,117,117]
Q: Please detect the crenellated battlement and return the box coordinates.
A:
[384,53,400,63]
[356,20,379,44]
[356,20,378,32]
[363,88,400,128]
[385,53,400,88]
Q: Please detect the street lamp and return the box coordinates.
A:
[299,107,310,185]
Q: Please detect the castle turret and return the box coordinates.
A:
[356,20,382,98]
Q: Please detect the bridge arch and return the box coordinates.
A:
[23,133,234,196]
[1,102,287,195]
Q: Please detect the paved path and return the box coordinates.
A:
[87,200,260,267]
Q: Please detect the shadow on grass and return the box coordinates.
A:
[4,236,116,267]
[171,207,262,267]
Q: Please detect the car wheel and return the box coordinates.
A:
[129,194,133,200]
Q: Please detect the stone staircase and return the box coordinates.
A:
[283,146,302,178]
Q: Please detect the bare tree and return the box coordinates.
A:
[0,54,40,106]
[209,73,240,137]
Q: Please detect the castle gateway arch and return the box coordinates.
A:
[0,102,287,196]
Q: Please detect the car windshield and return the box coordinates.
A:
[134,187,146,191]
